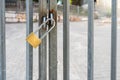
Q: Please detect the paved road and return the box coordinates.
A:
[6,21,120,80]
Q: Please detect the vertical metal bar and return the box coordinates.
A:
[88,0,94,80]
[26,0,33,80]
[0,0,6,80]
[83,0,87,4]
[111,0,117,80]
[38,0,47,80]
[49,0,57,80]
[63,0,70,80]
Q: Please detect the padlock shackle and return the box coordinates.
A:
[40,20,55,39]
[34,18,55,34]
[34,18,55,39]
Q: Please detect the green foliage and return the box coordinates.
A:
[70,0,72,4]
[105,9,111,17]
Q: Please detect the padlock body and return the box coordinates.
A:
[26,32,42,48]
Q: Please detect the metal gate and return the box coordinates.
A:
[0,0,118,80]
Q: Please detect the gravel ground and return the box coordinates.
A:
[6,21,120,80]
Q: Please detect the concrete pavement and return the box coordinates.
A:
[6,21,120,80]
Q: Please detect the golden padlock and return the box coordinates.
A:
[26,32,42,48]
[26,18,55,48]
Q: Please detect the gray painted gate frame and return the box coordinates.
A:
[0,0,117,80]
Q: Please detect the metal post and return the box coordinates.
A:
[88,0,94,80]
[38,0,47,80]
[63,0,70,80]
[0,0,6,80]
[111,0,117,80]
[77,6,80,15]
[49,0,57,80]
[83,0,88,4]
[26,0,33,80]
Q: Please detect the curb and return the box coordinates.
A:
[5,12,92,23]
[5,12,39,23]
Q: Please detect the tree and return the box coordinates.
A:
[70,0,72,4]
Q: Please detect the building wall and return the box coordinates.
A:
[97,0,120,8]
[96,0,120,16]
[97,0,111,9]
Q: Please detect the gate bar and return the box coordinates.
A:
[38,0,47,80]
[0,0,6,80]
[49,0,57,80]
[88,0,94,80]
[111,0,117,80]
[63,0,70,80]
[26,0,33,80]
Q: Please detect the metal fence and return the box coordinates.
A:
[5,0,25,11]
[5,0,17,8]
[0,0,118,80]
